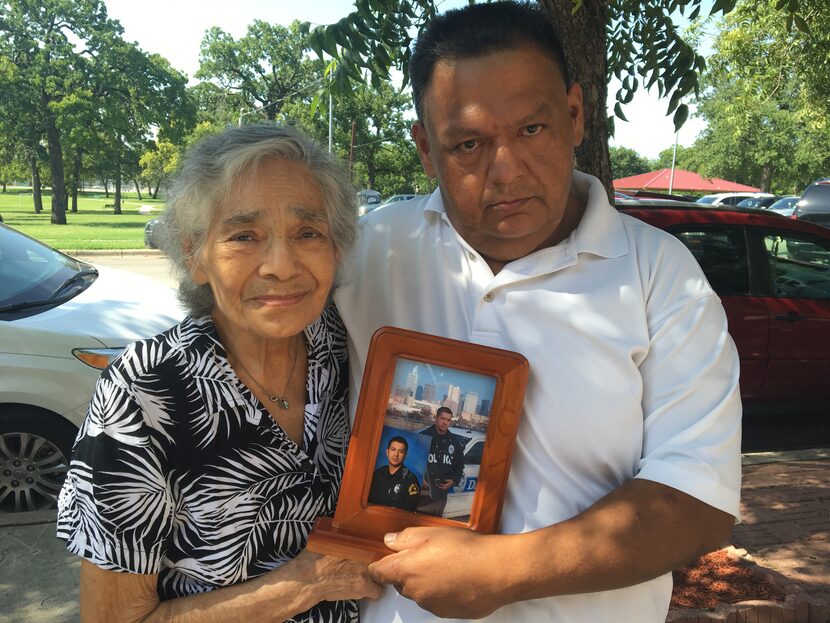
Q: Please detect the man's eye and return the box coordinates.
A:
[524,124,543,136]
[457,139,479,153]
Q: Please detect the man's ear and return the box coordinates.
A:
[411,122,437,179]
[567,82,585,148]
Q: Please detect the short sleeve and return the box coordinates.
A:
[635,290,742,519]
[56,373,174,574]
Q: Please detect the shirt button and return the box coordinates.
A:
[483,293,494,302]
[468,251,477,261]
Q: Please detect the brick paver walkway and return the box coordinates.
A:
[732,457,830,604]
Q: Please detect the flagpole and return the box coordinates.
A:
[669,130,679,194]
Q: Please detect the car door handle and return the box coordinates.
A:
[775,312,807,323]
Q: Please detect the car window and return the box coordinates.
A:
[721,196,747,206]
[0,226,84,308]
[671,227,749,295]
[464,441,484,465]
[763,233,830,299]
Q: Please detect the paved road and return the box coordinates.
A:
[72,250,176,288]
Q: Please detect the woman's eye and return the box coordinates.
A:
[231,232,254,242]
[300,229,325,240]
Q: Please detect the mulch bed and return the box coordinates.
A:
[671,549,787,610]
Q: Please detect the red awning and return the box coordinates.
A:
[613,169,760,193]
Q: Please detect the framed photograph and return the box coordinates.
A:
[306,326,528,562]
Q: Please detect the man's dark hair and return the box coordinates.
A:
[409,1,571,121]
[388,436,409,452]
[436,407,453,418]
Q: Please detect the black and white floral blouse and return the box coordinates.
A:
[57,303,356,622]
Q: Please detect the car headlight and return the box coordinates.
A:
[72,347,125,369]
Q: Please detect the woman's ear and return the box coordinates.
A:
[184,241,208,285]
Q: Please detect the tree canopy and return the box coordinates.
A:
[302,0,805,193]
[0,0,192,221]
[689,0,829,193]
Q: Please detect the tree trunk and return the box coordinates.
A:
[760,164,774,193]
[539,0,612,199]
[114,148,122,215]
[1,181,5,192]
[45,115,68,224]
[31,157,43,214]
[367,153,377,190]
[70,147,82,213]
[152,183,160,199]
[133,179,143,200]
[103,179,109,197]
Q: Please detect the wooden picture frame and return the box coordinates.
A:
[306,326,529,563]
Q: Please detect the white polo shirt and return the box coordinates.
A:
[334,171,742,623]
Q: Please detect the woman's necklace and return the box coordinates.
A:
[228,337,300,410]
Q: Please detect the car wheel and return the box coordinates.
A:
[0,407,78,513]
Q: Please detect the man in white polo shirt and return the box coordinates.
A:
[334,2,742,622]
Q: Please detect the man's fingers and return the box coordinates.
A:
[382,526,428,552]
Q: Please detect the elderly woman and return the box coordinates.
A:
[56,125,381,622]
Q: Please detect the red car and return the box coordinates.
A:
[619,202,830,414]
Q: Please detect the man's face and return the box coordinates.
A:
[386,441,407,468]
[435,411,452,434]
[412,46,585,269]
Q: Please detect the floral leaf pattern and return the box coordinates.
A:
[57,304,356,622]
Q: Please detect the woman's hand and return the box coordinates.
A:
[289,550,384,604]
[80,551,381,623]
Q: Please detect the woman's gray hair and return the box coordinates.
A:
[159,124,357,317]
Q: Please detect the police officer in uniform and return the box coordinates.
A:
[368,436,421,512]
[418,407,465,516]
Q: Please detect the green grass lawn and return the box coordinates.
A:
[0,187,164,251]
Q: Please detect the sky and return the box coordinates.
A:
[102,0,707,160]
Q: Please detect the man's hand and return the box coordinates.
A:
[368,527,507,619]
[435,479,454,490]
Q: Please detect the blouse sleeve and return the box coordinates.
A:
[56,371,174,574]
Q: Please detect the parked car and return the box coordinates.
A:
[696,192,775,206]
[617,202,830,415]
[144,217,164,248]
[794,178,830,228]
[0,224,185,512]
[766,195,800,218]
[356,189,382,216]
[381,194,418,205]
[736,196,780,209]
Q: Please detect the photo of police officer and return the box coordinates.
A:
[418,407,465,517]
[368,436,423,512]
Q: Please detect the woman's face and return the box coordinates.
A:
[191,158,337,341]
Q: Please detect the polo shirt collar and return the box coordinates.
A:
[421,170,630,260]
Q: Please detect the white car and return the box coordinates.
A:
[0,224,185,512]
[696,192,775,206]
[437,427,486,520]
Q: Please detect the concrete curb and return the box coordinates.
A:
[60,249,164,257]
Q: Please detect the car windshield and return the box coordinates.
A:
[0,225,92,312]
[769,197,798,211]
[696,196,719,204]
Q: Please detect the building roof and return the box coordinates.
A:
[613,168,760,193]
